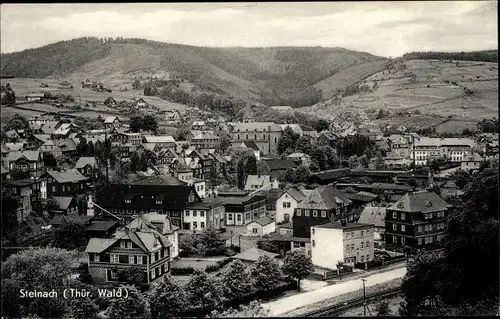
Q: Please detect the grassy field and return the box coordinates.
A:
[298,59,498,131]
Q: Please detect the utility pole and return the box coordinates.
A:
[362,278,367,317]
[104,123,109,187]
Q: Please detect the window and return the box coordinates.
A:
[437,211,444,218]
[401,212,406,220]
[392,224,397,231]
[312,228,315,235]
[346,245,350,253]
[129,256,134,264]
[120,241,126,248]
[361,242,364,249]
[351,232,354,238]
[52,185,56,192]
[111,255,119,263]
[313,210,318,217]
[193,211,197,217]
[312,240,315,247]
[418,225,423,232]
[193,222,198,229]
[305,210,310,217]
[418,238,423,245]
[185,211,190,217]
[228,214,233,221]
[361,230,364,236]
[237,214,241,221]
[150,270,155,280]
[296,209,302,216]
[401,225,406,232]
[361,255,364,262]
[254,134,257,140]
[127,241,133,248]
[293,242,300,248]
[94,254,100,262]
[401,237,405,245]
[125,199,131,203]
[283,202,291,208]
[110,270,119,280]
[253,228,258,233]
[172,211,179,217]
[200,211,205,217]
[321,210,326,218]
[201,222,205,229]
[392,211,397,219]
[351,243,354,250]
[263,134,266,139]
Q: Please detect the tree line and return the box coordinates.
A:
[403,50,498,63]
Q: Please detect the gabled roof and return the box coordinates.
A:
[241,141,260,151]
[86,220,118,232]
[75,157,98,169]
[248,215,274,226]
[50,213,92,225]
[104,116,119,124]
[5,142,24,152]
[142,143,157,152]
[32,134,51,143]
[128,174,186,186]
[261,158,298,171]
[85,238,119,253]
[358,205,386,228]
[7,151,41,162]
[51,196,75,210]
[209,152,227,164]
[143,135,176,144]
[388,191,452,213]
[346,191,379,203]
[298,185,352,210]
[44,169,88,183]
[284,186,311,202]
[310,168,351,181]
[244,175,271,190]
[231,247,278,262]
[441,180,458,189]
[463,151,483,162]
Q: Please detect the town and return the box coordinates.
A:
[1,2,498,319]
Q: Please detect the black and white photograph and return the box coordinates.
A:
[0,1,498,318]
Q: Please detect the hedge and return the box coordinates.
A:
[205,258,233,273]
[171,266,195,275]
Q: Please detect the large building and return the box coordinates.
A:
[292,185,353,239]
[85,214,177,285]
[216,190,267,226]
[311,221,375,269]
[275,186,311,224]
[231,122,283,155]
[385,191,452,253]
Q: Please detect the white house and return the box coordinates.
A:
[461,151,483,172]
[275,186,311,224]
[357,204,387,248]
[311,222,375,270]
[244,174,275,192]
[245,216,276,236]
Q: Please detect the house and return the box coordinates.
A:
[208,152,228,176]
[6,178,47,223]
[358,205,387,248]
[49,196,80,215]
[5,130,20,141]
[385,191,452,253]
[461,151,483,172]
[384,156,412,169]
[7,151,44,178]
[29,115,56,125]
[267,233,312,257]
[96,184,201,227]
[143,135,176,149]
[75,157,99,178]
[40,121,62,135]
[55,138,79,157]
[165,110,182,125]
[440,138,476,162]
[168,162,206,198]
[244,174,275,192]
[38,140,63,157]
[293,185,353,239]
[182,201,225,231]
[308,168,351,185]
[85,219,120,238]
[85,214,175,285]
[245,216,276,236]
[5,142,25,152]
[317,131,340,148]
[52,123,80,140]
[311,221,375,269]
[113,132,142,146]
[231,247,279,263]
[277,221,293,235]
[28,134,51,149]
[184,148,213,181]
[1,144,9,167]
[239,141,261,161]
[217,191,267,226]
[41,169,89,197]
[484,142,499,160]
[260,158,298,180]
[440,180,464,198]
[25,93,44,102]
[104,116,121,128]
[104,97,117,107]
[157,148,178,165]
[190,131,220,150]
[133,97,147,108]
[191,121,206,130]
[275,186,311,224]
[231,122,283,154]
[344,191,380,219]
[287,152,311,167]
[386,134,412,158]
[335,183,415,203]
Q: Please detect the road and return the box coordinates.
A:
[262,266,407,316]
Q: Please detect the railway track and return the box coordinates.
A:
[304,287,402,317]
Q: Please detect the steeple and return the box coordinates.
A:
[242,103,255,123]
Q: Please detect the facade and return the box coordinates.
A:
[7,151,44,178]
[85,214,176,285]
[190,131,220,150]
[183,201,224,231]
[245,216,276,236]
[244,174,273,192]
[293,185,353,239]
[357,204,387,248]
[74,157,99,179]
[275,187,311,224]
[460,151,483,172]
[41,169,88,197]
[6,178,47,223]
[217,191,267,226]
[385,191,452,253]
[231,122,283,155]
[311,222,375,269]
[286,152,311,167]
[143,135,176,149]
[104,116,121,128]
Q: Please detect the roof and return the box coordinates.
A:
[44,169,88,183]
[104,116,119,124]
[85,238,119,253]
[358,206,387,228]
[98,184,196,210]
[50,214,93,225]
[51,196,75,210]
[298,185,352,210]
[271,106,292,111]
[388,191,452,213]
[314,222,374,230]
[441,180,458,189]
[248,216,274,226]
[231,247,278,262]
[346,191,379,203]
[242,141,260,151]
[75,157,98,169]
[233,122,282,132]
[6,178,40,187]
[32,134,51,143]
[5,142,24,151]
[463,151,483,162]
[283,186,311,202]
[128,174,186,186]
[242,103,255,119]
[262,158,298,171]
[7,151,41,162]
[85,220,119,232]
[143,135,176,144]
[287,152,310,159]
[244,175,271,190]
[310,168,351,181]
[192,131,219,140]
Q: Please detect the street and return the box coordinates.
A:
[262,266,407,316]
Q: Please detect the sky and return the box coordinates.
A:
[0,2,497,57]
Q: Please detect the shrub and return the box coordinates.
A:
[205,264,219,272]
[171,266,195,275]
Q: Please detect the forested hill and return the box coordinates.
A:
[403,50,498,63]
[0,37,388,106]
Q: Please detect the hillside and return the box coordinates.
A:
[298,57,498,133]
[0,37,387,106]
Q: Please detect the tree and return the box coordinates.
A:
[193,243,207,260]
[257,235,279,253]
[295,136,314,155]
[132,78,141,90]
[2,85,16,105]
[221,260,254,301]
[295,165,311,183]
[277,126,300,155]
[375,300,391,316]
[348,155,360,169]
[117,266,146,286]
[1,185,20,238]
[282,250,313,292]
[314,119,330,133]
[374,152,385,170]
[106,285,150,319]
[148,275,188,318]
[142,114,158,132]
[281,168,297,184]
[237,153,257,190]
[250,255,285,291]
[359,154,369,168]
[208,301,269,318]
[256,160,271,175]
[52,220,87,250]
[448,169,470,189]
[129,115,143,133]
[376,109,385,119]
[220,134,231,152]
[67,296,99,319]
[185,270,224,313]
[174,128,191,141]
[5,114,28,131]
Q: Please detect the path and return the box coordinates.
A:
[262,266,407,316]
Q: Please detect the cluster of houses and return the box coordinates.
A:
[2,102,498,287]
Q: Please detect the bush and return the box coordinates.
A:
[171,266,195,275]
[205,264,219,272]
